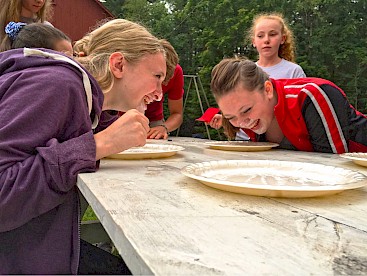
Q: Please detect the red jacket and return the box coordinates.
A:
[245,78,367,153]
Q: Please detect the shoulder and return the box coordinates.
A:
[280,59,306,78]
[0,49,101,116]
[170,64,184,81]
[280,59,302,70]
[43,21,54,27]
[29,62,84,91]
[12,62,86,107]
[164,64,184,93]
[175,64,184,75]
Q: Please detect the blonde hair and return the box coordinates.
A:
[0,0,53,51]
[248,12,296,62]
[211,56,269,140]
[160,39,179,85]
[74,19,165,92]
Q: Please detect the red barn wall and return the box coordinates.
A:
[51,0,115,42]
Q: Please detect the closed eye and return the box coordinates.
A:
[242,107,251,114]
[224,116,235,121]
[156,74,164,80]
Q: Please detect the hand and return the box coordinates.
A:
[209,114,223,129]
[94,109,149,160]
[147,125,168,139]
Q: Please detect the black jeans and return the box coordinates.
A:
[78,239,131,275]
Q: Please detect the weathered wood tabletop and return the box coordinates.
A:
[77,137,367,275]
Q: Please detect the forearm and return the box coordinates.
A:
[164,113,183,132]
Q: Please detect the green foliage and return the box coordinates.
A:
[82,206,97,221]
[102,0,125,17]
[102,0,367,137]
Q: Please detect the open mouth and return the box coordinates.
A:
[249,119,260,130]
[143,96,153,105]
[136,96,154,113]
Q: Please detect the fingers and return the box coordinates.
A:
[209,114,223,129]
[147,126,166,139]
[209,117,219,129]
[125,109,150,131]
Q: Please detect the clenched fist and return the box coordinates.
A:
[94,109,150,160]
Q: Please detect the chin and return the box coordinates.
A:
[136,103,147,113]
[252,127,266,135]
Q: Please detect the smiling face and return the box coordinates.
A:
[21,0,45,18]
[217,81,277,135]
[252,18,285,60]
[105,51,166,112]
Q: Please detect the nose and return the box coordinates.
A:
[239,117,253,128]
[264,34,270,43]
[152,89,163,102]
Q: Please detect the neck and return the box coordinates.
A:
[265,117,284,143]
[21,9,35,19]
[257,56,282,67]
[102,90,115,111]
[102,86,129,112]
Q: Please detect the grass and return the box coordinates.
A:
[81,206,121,257]
[82,206,98,221]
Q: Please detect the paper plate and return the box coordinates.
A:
[181,160,367,198]
[106,144,184,160]
[340,152,367,167]
[205,141,279,152]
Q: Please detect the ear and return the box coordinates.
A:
[109,52,125,79]
[280,34,286,45]
[264,80,275,100]
[251,38,256,48]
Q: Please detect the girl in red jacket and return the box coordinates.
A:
[210,57,367,153]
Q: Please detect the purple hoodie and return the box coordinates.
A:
[0,48,106,274]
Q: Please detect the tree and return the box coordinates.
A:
[101,0,367,138]
[102,0,125,17]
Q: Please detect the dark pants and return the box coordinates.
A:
[78,239,131,275]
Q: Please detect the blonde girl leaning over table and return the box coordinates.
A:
[0,18,165,274]
[0,0,53,51]
[209,13,306,139]
[210,56,367,153]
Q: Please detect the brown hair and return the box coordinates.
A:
[248,12,296,62]
[160,39,179,85]
[11,23,70,50]
[211,56,269,139]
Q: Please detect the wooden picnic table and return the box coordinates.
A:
[77,137,367,275]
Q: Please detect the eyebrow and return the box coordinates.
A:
[256,29,278,33]
[153,69,165,76]
[223,105,250,119]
